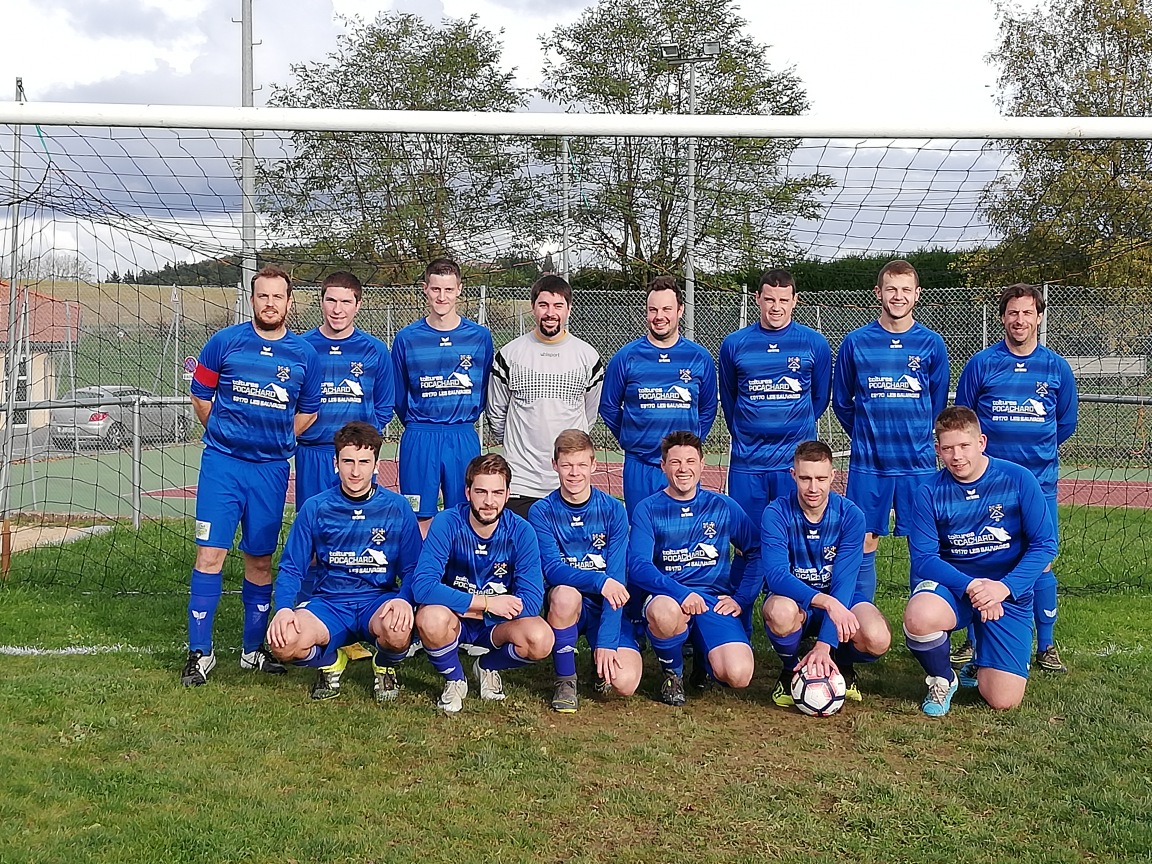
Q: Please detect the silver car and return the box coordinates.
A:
[50,386,192,449]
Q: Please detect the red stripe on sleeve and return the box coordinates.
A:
[193,364,220,389]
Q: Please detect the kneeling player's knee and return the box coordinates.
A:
[547,586,582,626]
[712,651,754,689]
[519,621,555,660]
[982,689,1024,711]
[857,621,892,657]
[645,597,685,637]
[377,629,411,651]
[415,605,458,644]
[762,597,802,636]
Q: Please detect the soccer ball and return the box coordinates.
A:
[790,668,846,717]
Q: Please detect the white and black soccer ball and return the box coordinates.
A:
[790,668,846,717]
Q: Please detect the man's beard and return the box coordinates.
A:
[537,318,562,338]
[254,310,287,331]
[470,504,501,526]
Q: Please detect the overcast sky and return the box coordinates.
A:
[5,0,1011,119]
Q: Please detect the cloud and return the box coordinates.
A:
[392,0,446,21]
[41,0,181,41]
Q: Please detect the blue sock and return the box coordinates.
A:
[374,644,408,667]
[298,643,341,668]
[649,629,688,676]
[834,643,878,677]
[1034,571,1058,650]
[241,580,273,654]
[426,637,464,682]
[767,626,803,673]
[481,641,533,672]
[552,624,579,678]
[188,569,223,653]
[905,628,954,680]
[858,550,878,601]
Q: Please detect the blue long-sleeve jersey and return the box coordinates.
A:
[719,321,832,471]
[909,457,1057,602]
[760,491,866,647]
[832,320,950,474]
[527,488,630,650]
[410,503,544,620]
[272,483,423,610]
[191,322,321,463]
[599,336,717,465]
[955,341,1078,497]
[297,328,395,445]
[392,318,493,425]
[628,488,761,610]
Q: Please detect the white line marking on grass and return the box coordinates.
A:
[1,643,163,656]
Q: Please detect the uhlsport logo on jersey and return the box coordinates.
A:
[866,374,923,398]
[662,542,720,570]
[746,375,802,401]
[946,525,1013,554]
[990,397,1047,422]
[637,383,693,408]
[564,552,607,571]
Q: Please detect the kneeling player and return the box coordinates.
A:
[266,421,422,701]
[528,429,640,713]
[411,454,554,712]
[903,406,1057,716]
[629,430,762,706]
[761,440,891,708]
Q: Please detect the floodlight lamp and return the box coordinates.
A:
[658,43,681,61]
[700,41,721,58]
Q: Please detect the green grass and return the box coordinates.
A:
[3,523,1152,863]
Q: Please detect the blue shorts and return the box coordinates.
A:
[398,423,480,518]
[643,592,752,654]
[911,579,1033,678]
[622,459,665,517]
[578,595,641,652]
[457,615,500,649]
[770,589,873,637]
[294,442,338,507]
[728,468,794,526]
[297,592,400,648]
[846,468,935,536]
[1047,494,1059,555]
[194,448,288,556]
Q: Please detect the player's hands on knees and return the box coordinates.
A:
[267,608,299,649]
[799,641,838,679]
[967,578,1010,611]
[486,594,523,619]
[378,598,414,633]
[600,578,630,610]
[712,594,742,617]
[680,592,707,616]
[816,596,859,643]
[979,601,1004,622]
[594,647,622,686]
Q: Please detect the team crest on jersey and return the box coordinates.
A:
[260,345,273,356]
[460,354,473,370]
[787,356,801,372]
[350,361,364,377]
[988,503,1004,522]
[680,505,694,518]
[890,339,903,349]
[1036,381,1049,397]
[276,365,291,382]
[591,532,606,550]
[475,543,488,556]
[439,335,452,347]
[965,488,980,501]
[823,545,837,562]
[907,355,921,371]
[371,527,387,544]
[679,368,693,383]
[493,561,508,578]
[658,353,670,363]
[702,521,717,539]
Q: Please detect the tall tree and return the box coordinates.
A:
[538,0,832,288]
[973,0,1152,285]
[256,13,532,284]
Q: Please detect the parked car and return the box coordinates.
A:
[50,386,192,449]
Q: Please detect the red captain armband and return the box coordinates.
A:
[192,364,220,389]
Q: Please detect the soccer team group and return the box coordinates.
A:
[181,256,1077,718]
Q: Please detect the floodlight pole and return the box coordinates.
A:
[240,0,257,308]
[561,136,571,282]
[685,62,698,341]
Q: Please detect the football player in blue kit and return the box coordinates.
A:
[528,429,639,713]
[832,260,950,600]
[954,283,1078,672]
[719,269,832,528]
[628,431,762,706]
[411,454,554,712]
[903,407,1057,716]
[760,441,892,708]
[266,422,423,701]
[182,266,322,687]
[392,258,494,535]
[599,276,717,515]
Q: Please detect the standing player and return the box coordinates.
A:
[719,269,832,527]
[296,272,394,508]
[760,441,891,707]
[488,275,604,518]
[183,266,321,686]
[832,260,950,599]
[628,431,762,706]
[599,276,718,515]
[955,283,1077,672]
[528,429,640,713]
[392,258,493,535]
[411,454,554,712]
[266,422,422,701]
[903,407,1057,716]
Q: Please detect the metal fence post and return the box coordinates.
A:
[131,395,142,529]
